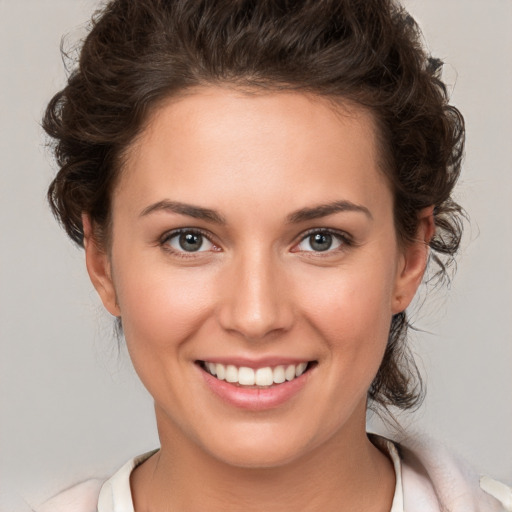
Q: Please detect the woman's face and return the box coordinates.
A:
[86,87,428,468]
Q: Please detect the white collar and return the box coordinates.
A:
[98,449,157,512]
[97,437,405,512]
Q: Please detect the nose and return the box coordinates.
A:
[217,251,294,341]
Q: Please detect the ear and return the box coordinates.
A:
[82,214,121,317]
[392,206,435,314]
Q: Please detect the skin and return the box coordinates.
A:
[84,87,434,511]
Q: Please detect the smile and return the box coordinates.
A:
[200,361,311,387]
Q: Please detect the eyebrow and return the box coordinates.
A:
[139,200,226,224]
[139,199,372,225]
[286,201,373,223]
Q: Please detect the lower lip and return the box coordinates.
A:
[199,365,312,411]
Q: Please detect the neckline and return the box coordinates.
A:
[97,436,403,512]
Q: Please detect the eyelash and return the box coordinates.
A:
[159,228,219,259]
[293,228,354,256]
[158,227,354,258]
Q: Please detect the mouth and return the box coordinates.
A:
[197,360,316,388]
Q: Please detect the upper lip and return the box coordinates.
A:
[196,357,315,369]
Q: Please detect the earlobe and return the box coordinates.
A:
[392,206,435,314]
[82,214,120,317]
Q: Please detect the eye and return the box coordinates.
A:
[295,230,347,253]
[162,230,217,253]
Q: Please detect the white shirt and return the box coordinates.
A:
[38,436,512,512]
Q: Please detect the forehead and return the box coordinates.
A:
[115,87,391,219]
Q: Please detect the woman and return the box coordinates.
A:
[39,0,511,510]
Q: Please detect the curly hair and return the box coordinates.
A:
[43,0,465,413]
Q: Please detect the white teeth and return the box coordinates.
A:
[285,365,296,381]
[207,362,217,376]
[225,365,238,383]
[238,367,255,385]
[204,361,310,386]
[255,367,273,386]
[273,365,286,384]
[295,362,307,377]
[216,363,226,380]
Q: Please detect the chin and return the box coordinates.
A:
[205,437,310,469]
[193,417,345,470]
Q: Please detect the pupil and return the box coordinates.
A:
[310,233,332,251]
[179,232,202,252]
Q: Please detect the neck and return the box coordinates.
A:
[131,407,395,512]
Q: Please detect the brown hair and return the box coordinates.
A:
[43,0,465,413]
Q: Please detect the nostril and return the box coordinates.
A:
[216,266,294,340]
[218,307,295,341]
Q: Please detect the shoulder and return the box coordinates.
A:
[397,435,512,512]
[36,450,158,512]
[36,478,105,512]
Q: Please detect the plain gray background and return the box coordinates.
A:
[1,0,511,510]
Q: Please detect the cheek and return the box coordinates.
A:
[294,256,396,367]
[112,255,216,355]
